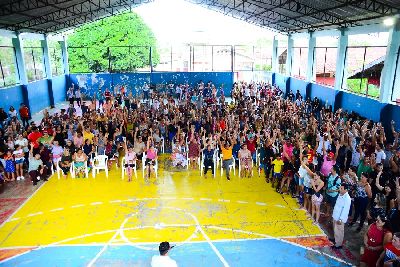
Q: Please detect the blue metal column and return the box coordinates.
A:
[271,36,278,73]
[12,34,31,117]
[306,32,316,82]
[286,34,294,77]
[42,35,55,107]
[334,29,348,92]
[379,21,400,103]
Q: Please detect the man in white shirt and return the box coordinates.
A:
[330,184,351,249]
[151,241,178,267]
[375,142,386,165]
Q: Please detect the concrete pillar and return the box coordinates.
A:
[271,36,278,73]
[286,34,294,76]
[379,21,400,103]
[334,29,348,91]
[306,32,316,82]
[41,35,52,79]
[12,34,27,85]
[60,36,69,75]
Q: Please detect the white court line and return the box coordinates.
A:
[87,220,122,267]
[255,202,266,206]
[71,204,85,208]
[50,208,64,212]
[109,200,122,203]
[0,179,47,228]
[7,217,20,222]
[90,202,103,206]
[200,198,212,201]
[274,204,286,208]
[218,199,230,203]
[181,197,194,200]
[27,212,43,217]
[236,200,248,204]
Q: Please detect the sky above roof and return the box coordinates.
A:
[134,0,277,46]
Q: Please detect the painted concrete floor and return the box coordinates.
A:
[0,156,351,266]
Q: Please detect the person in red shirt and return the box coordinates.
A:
[19,103,30,127]
[28,127,43,150]
[376,232,400,267]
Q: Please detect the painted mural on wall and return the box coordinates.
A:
[68,72,234,98]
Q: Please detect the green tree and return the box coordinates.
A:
[67,12,159,73]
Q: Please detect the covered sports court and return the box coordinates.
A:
[0,0,400,266]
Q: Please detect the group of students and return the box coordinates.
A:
[1,79,400,266]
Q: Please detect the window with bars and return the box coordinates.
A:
[342,46,387,98]
[0,46,18,88]
[277,47,287,74]
[314,47,337,87]
[48,41,64,77]
[291,47,308,80]
[23,47,46,82]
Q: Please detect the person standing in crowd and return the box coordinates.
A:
[67,84,75,105]
[19,103,30,127]
[330,184,352,249]
[75,87,82,107]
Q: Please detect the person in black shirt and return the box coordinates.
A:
[203,144,215,177]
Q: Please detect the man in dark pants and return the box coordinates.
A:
[203,145,214,177]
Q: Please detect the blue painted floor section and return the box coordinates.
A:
[1,239,350,266]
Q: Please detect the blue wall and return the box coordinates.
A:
[290,78,308,99]
[68,72,234,98]
[309,83,337,109]
[338,91,385,122]
[274,73,288,94]
[0,85,24,112]
[52,75,67,104]
[26,79,51,114]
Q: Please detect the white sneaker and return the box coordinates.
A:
[16,176,20,181]
[20,176,25,180]
[37,176,40,181]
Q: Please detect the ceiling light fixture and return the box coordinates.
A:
[383,17,395,26]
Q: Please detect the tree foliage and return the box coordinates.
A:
[67,12,159,73]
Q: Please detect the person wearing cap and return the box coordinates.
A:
[151,241,177,267]
[330,183,351,249]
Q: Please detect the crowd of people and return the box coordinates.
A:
[0,79,399,267]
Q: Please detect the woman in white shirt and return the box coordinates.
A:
[13,144,25,180]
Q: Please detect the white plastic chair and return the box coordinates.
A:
[220,156,235,177]
[52,160,73,179]
[91,155,109,178]
[71,161,89,178]
[161,137,165,153]
[142,152,158,178]
[121,157,137,180]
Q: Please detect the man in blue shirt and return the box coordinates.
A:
[203,145,214,177]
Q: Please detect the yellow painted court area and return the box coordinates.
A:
[0,159,323,249]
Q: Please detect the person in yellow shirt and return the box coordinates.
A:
[83,126,94,144]
[219,135,236,180]
[271,154,284,188]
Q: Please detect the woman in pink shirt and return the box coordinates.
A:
[321,151,337,177]
[145,137,157,178]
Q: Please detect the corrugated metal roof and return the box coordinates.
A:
[0,0,399,34]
